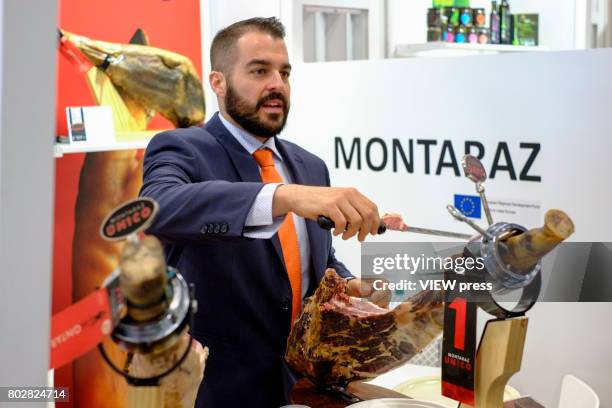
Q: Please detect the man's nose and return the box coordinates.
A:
[266,71,287,92]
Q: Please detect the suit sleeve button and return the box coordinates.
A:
[214,224,221,234]
[207,224,215,234]
[220,224,228,233]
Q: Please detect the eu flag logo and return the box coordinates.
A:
[454,194,481,218]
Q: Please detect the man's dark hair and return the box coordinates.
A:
[210,17,286,75]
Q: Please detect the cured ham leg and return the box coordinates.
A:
[286,269,444,385]
[60,30,205,128]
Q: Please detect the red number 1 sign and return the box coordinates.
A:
[449,298,467,351]
[442,280,477,405]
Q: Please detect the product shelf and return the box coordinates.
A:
[394,42,548,58]
[53,130,158,158]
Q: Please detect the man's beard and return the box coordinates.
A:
[225,83,290,139]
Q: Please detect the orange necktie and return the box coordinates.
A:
[252,148,302,325]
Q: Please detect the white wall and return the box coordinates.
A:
[0,0,57,401]
[506,303,612,406]
[207,0,282,38]
[386,0,429,55]
[387,0,580,55]
[284,50,612,406]
[201,0,284,119]
[201,0,385,118]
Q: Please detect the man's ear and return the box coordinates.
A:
[209,71,227,98]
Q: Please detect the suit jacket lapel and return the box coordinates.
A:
[206,113,261,183]
[206,113,287,272]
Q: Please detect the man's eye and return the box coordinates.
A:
[253,69,266,75]
[281,71,291,79]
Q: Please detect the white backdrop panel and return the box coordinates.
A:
[282,48,612,406]
[283,49,612,274]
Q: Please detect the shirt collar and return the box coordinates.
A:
[218,112,282,161]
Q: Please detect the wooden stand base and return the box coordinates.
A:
[126,333,208,408]
[459,317,528,408]
[128,386,164,408]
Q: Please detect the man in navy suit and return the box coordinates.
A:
[141,17,384,407]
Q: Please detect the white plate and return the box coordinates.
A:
[393,376,520,408]
[346,398,447,408]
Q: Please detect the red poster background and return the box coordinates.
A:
[53,1,202,406]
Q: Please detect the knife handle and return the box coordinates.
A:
[316,215,387,234]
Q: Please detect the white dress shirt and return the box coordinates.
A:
[218,113,312,299]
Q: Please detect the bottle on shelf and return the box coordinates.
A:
[427,7,441,27]
[468,26,478,44]
[500,0,512,44]
[445,22,456,43]
[478,27,490,44]
[427,8,442,42]
[455,25,467,43]
[490,1,500,44]
[440,13,449,41]
[449,7,460,26]
[473,8,486,28]
[460,8,472,26]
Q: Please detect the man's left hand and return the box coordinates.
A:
[346,278,392,308]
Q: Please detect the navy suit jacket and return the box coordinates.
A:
[140,113,352,407]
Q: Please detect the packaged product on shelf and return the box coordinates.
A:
[460,8,472,25]
[473,8,486,27]
[500,0,512,44]
[490,1,500,44]
[428,7,442,26]
[468,26,478,43]
[445,23,456,42]
[455,25,467,43]
[513,14,539,46]
[428,26,443,42]
[433,0,469,8]
[440,12,449,41]
[427,8,443,42]
[433,0,455,7]
[478,27,490,44]
[449,7,460,26]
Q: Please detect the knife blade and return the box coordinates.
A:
[316,215,471,240]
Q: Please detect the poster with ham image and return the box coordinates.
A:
[53,1,203,407]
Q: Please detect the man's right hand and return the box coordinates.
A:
[273,184,380,242]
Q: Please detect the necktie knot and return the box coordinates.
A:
[253,148,275,168]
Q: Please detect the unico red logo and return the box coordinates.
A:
[100,198,159,241]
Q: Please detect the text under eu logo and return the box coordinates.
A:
[454,194,482,219]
